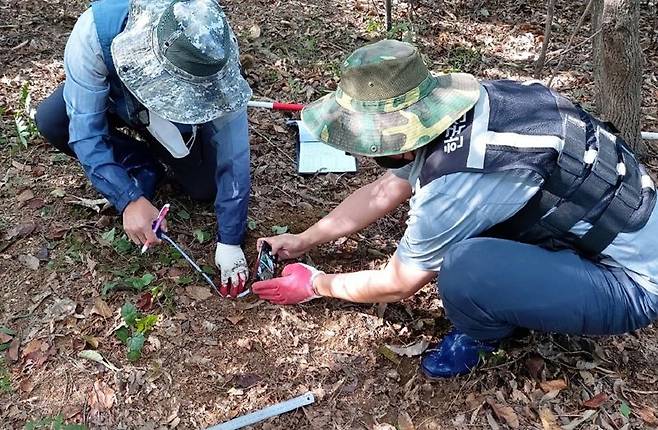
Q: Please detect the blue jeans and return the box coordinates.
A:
[439,238,658,341]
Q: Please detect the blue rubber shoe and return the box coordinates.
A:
[421,330,498,379]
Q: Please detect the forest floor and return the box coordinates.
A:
[2,0,658,429]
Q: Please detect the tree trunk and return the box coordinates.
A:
[591,0,643,153]
[385,0,392,31]
[534,0,555,77]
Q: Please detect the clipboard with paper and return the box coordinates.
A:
[289,120,357,174]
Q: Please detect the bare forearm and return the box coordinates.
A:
[314,270,413,303]
[301,173,411,247]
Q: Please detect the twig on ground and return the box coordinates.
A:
[547,0,594,86]
[446,369,476,412]
[68,197,110,213]
[249,125,296,164]
[625,388,658,395]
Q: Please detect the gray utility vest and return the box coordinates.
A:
[418,80,656,256]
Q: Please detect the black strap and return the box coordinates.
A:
[510,116,587,240]
[534,124,619,231]
[577,149,642,255]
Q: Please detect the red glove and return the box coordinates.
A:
[252,263,324,305]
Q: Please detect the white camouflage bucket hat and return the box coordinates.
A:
[111,0,252,125]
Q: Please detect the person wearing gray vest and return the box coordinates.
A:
[252,39,658,379]
[35,0,252,297]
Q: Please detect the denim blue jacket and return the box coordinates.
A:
[62,3,250,244]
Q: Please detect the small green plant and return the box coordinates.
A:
[446,46,482,73]
[193,229,212,244]
[366,18,383,34]
[175,209,191,221]
[158,245,183,266]
[24,415,86,430]
[102,272,156,295]
[271,225,289,234]
[115,303,158,362]
[101,227,133,254]
[386,21,412,40]
[14,82,38,149]
[150,285,176,314]
[0,356,11,393]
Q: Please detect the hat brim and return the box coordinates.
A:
[111,0,252,125]
[301,73,481,156]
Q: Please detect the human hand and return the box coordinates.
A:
[123,197,167,246]
[252,263,323,305]
[256,234,312,260]
[215,243,248,298]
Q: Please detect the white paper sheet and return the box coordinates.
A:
[294,121,357,174]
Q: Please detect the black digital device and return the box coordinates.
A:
[255,241,277,281]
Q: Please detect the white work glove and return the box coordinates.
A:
[215,243,249,298]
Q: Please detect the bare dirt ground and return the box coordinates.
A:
[1,0,658,428]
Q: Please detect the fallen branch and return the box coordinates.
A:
[68,196,110,213]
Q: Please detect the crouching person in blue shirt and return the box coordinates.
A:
[252,40,658,378]
[35,0,252,297]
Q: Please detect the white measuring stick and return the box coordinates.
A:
[247,100,275,109]
[206,392,315,430]
[642,131,658,140]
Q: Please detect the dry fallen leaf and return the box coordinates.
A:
[26,198,45,210]
[486,411,500,430]
[89,380,116,411]
[18,254,39,270]
[0,332,12,344]
[247,23,261,40]
[386,339,429,357]
[7,337,20,362]
[22,339,45,358]
[226,315,245,325]
[582,392,608,409]
[539,407,560,430]
[526,355,545,380]
[486,398,520,428]
[22,339,54,367]
[78,350,120,372]
[397,411,415,430]
[19,378,34,394]
[540,379,567,393]
[273,124,287,134]
[16,189,34,203]
[4,221,37,240]
[83,335,99,349]
[185,285,213,301]
[46,298,77,322]
[636,406,658,425]
[562,409,597,430]
[91,297,113,318]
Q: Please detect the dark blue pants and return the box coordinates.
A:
[35,85,218,201]
[439,238,658,341]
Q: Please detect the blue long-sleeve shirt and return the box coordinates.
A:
[62,10,250,244]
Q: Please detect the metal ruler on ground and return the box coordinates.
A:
[206,392,315,430]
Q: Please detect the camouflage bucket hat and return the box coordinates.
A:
[111,0,252,125]
[301,39,480,156]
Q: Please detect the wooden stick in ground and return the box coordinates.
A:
[534,0,556,78]
[548,0,594,87]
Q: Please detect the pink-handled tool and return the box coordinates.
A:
[140,203,170,254]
